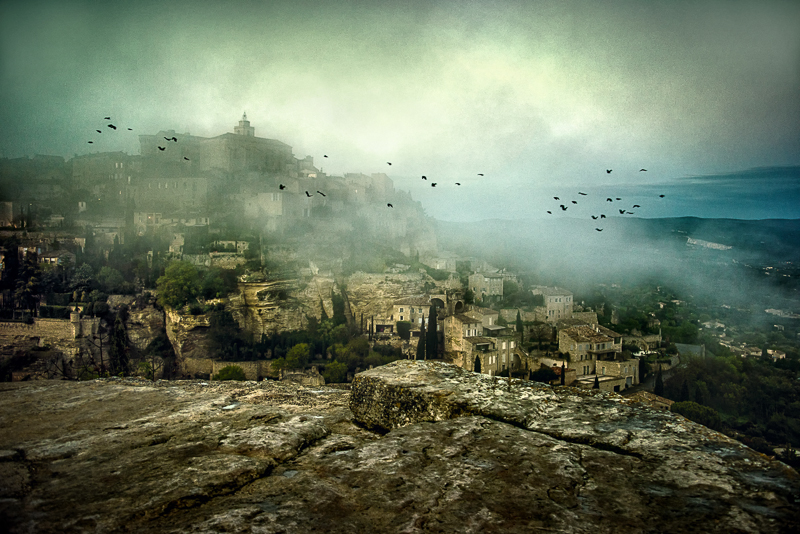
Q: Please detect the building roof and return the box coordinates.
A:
[561,325,615,344]
[450,314,482,324]
[532,286,573,296]
[393,296,431,306]
[595,324,622,338]
[465,337,495,345]
[483,324,507,333]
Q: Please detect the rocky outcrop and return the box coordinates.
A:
[165,309,215,362]
[344,271,433,320]
[125,305,165,352]
[1,363,798,533]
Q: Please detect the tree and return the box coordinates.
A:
[396,321,412,341]
[213,365,247,381]
[426,308,438,360]
[322,360,348,383]
[416,316,426,360]
[464,289,474,305]
[156,261,200,309]
[108,314,129,376]
[286,343,311,369]
[70,263,94,293]
[516,310,523,337]
[654,365,664,396]
[593,375,600,389]
[671,401,721,431]
[97,266,124,294]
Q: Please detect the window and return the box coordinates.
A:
[399,307,404,312]
[502,342,507,349]
[511,341,515,348]
[399,316,403,321]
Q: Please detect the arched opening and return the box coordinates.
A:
[454,300,465,313]
[474,356,482,374]
[512,354,522,370]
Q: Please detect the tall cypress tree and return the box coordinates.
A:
[426,306,438,360]
[654,364,664,396]
[416,316,426,361]
[516,310,523,338]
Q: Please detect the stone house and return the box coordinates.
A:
[444,314,483,355]
[532,286,574,323]
[390,296,432,330]
[468,273,504,301]
[558,324,623,378]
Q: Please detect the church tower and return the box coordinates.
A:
[234,112,255,137]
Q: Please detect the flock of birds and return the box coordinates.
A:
[88,116,665,233]
[543,169,666,231]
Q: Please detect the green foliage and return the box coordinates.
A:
[426,310,438,359]
[416,318,426,360]
[286,343,311,369]
[396,321,412,341]
[463,288,474,305]
[322,360,348,383]
[530,366,558,383]
[516,311,523,334]
[213,365,247,381]
[97,266,124,294]
[156,261,200,308]
[108,314,129,376]
[654,366,664,396]
[331,294,347,326]
[671,401,722,431]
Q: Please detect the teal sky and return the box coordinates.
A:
[1,0,798,220]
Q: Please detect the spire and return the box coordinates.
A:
[234,112,255,136]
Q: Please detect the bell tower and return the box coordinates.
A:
[234,112,255,137]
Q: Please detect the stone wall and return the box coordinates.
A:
[183,358,275,380]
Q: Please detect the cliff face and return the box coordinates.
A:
[1,362,797,533]
[343,271,432,320]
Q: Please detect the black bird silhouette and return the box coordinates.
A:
[547,211,552,214]
[616,198,621,200]
[571,200,577,204]
[591,216,598,220]
[619,209,625,214]
[422,175,427,180]
[659,194,665,198]
[596,228,603,232]
[431,183,437,187]
[324,155,328,158]
[633,204,640,208]
[127,128,133,131]
[639,169,647,172]
[96,130,102,133]
[600,214,606,219]
[88,141,93,144]
[387,162,392,165]
[164,137,171,141]
[183,157,190,161]
[554,197,560,200]
[305,191,312,197]
[626,211,634,214]
[279,184,286,190]
[455,183,461,186]
[104,116,111,120]
[579,192,587,196]
[108,124,116,130]
[478,173,484,176]
[317,191,326,197]
[606,169,612,173]
[607,198,613,202]
[158,146,165,151]
[560,205,568,211]
[387,203,393,208]
[170,137,177,142]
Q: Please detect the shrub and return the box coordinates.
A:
[671,401,721,431]
[322,360,348,383]
[213,365,247,381]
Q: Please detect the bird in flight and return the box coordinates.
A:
[158,146,165,151]
[87,141,93,144]
[305,191,312,197]
[478,173,484,176]
[387,162,392,166]
[547,211,552,214]
[616,198,621,200]
[324,155,328,158]
[127,128,133,131]
[455,182,461,186]
[579,192,587,196]
[632,204,641,208]
[387,203,393,208]
[596,228,603,232]
[279,184,286,190]
[431,183,437,187]
[571,200,577,204]
[639,169,647,172]
[600,214,606,219]
[164,137,171,141]
[591,216,598,220]
[183,157,190,161]
[607,198,613,202]
[107,124,117,130]
[422,176,427,180]
[96,129,102,133]
[606,169,612,173]
[619,209,625,214]
[104,116,111,120]
[317,191,326,196]
[560,205,568,211]
[554,197,560,200]
[659,194,665,198]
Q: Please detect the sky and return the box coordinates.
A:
[1,0,798,221]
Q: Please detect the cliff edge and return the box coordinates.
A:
[1,361,798,533]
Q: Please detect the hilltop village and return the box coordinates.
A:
[0,114,654,389]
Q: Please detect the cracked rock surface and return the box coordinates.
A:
[1,361,799,533]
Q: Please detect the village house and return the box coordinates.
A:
[557,323,636,390]
[390,296,433,330]
[532,286,574,323]
[468,273,504,301]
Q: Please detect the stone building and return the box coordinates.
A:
[532,286,574,323]
[468,273,503,301]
